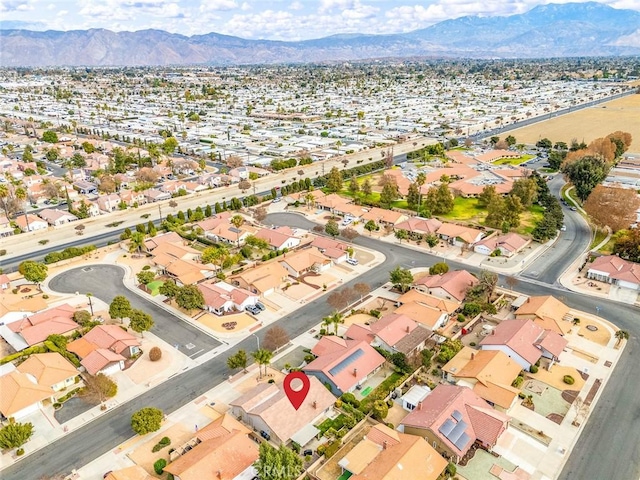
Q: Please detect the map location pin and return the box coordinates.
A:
[283,371,311,410]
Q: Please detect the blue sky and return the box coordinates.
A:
[0,0,638,40]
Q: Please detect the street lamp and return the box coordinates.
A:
[251,334,260,350]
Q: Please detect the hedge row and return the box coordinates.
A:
[44,245,97,264]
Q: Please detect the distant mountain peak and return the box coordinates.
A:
[1,2,639,66]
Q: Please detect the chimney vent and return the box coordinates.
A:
[313,400,317,409]
[383,440,388,450]
[418,401,423,410]
[353,368,358,376]
[471,352,475,360]
[406,325,410,333]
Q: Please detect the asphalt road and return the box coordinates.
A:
[520,175,592,285]
[4,213,640,479]
[49,265,220,358]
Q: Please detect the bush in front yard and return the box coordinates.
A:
[149,347,162,362]
[530,365,539,373]
[154,458,167,474]
[563,375,575,385]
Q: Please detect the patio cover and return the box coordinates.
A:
[290,423,320,447]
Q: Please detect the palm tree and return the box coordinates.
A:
[129,231,145,255]
[615,330,629,346]
[230,214,244,247]
[252,349,273,378]
[0,184,10,218]
[305,192,315,211]
[416,172,426,215]
[323,311,344,335]
[14,187,29,230]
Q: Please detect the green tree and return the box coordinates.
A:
[427,183,454,215]
[425,234,438,249]
[563,155,610,202]
[42,130,59,143]
[477,185,498,208]
[325,219,339,237]
[510,178,538,208]
[406,182,420,211]
[323,311,344,335]
[615,330,630,346]
[372,400,389,420]
[109,295,132,322]
[348,176,360,197]
[175,284,205,311]
[131,407,164,435]
[394,229,408,243]
[361,178,372,197]
[136,270,155,285]
[326,167,343,193]
[536,138,552,149]
[129,309,154,336]
[227,350,248,372]
[73,309,92,326]
[18,261,48,286]
[429,262,449,275]
[389,266,413,293]
[252,348,274,378]
[161,136,178,155]
[158,279,180,299]
[379,179,399,208]
[364,220,378,234]
[230,214,244,246]
[505,135,516,146]
[613,229,640,262]
[0,420,34,450]
[254,442,303,480]
[201,244,229,271]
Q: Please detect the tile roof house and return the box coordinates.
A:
[338,424,447,480]
[474,232,531,257]
[104,466,154,480]
[304,336,386,396]
[279,247,332,278]
[514,295,572,335]
[442,348,521,411]
[345,313,431,356]
[0,273,11,290]
[310,236,350,263]
[587,255,640,291]
[0,369,54,419]
[143,231,184,251]
[164,414,259,480]
[394,217,443,235]
[255,226,301,250]
[479,319,568,371]
[230,261,289,296]
[14,213,48,232]
[399,384,510,462]
[230,376,336,446]
[17,352,78,393]
[79,348,126,375]
[361,207,408,226]
[38,208,78,226]
[394,301,450,331]
[436,223,484,246]
[96,193,121,213]
[396,289,460,314]
[77,324,142,358]
[197,281,258,315]
[6,304,79,350]
[414,270,479,303]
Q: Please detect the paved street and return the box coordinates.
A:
[4,213,639,480]
[49,265,220,358]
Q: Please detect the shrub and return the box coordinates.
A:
[42,294,49,299]
[512,376,524,388]
[142,265,150,270]
[149,347,162,362]
[446,463,457,477]
[341,393,360,408]
[530,365,539,373]
[469,342,476,347]
[457,313,466,322]
[369,309,381,318]
[152,436,171,452]
[563,375,575,385]
[154,458,167,474]
[16,448,24,456]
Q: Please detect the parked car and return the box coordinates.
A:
[346,258,359,266]
[272,197,281,203]
[246,305,261,315]
[561,225,567,231]
[570,207,577,212]
[260,430,271,441]
[303,449,313,456]
[255,302,266,311]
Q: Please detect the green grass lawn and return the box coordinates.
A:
[590,228,609,250]
[337,472,353,480]
[493,154,535,166]
[147,280,164,296]
[317,414,348,436]
[438,196,486,222]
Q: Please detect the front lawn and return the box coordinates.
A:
[438,196,486,222]
[493,154,535,166]
[147,280,164,296]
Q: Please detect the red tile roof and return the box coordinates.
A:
[8,304,78,346]
[479,319,543,365]
[414,270,479,302]
[80,348,125,375]
[82,325,140,355]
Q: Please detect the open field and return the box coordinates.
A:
[507,94,640,154]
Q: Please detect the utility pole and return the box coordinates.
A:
[158,204,162,223]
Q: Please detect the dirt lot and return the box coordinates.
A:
[508,94,640,154]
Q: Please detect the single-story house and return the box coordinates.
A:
[230,261,289,296]
[279,247,332,278]
[345,313,431,356]
[0,370,54,420]
[514,295,572,335]
[304,336,386,396]
[198,281,258,315]
[474,232,531,257]
[361,207,408,226]
[5,304,79,350]
[587,255,640,291]
[414,270,479,303]
[17,352,78,393]
[399,384,510,463]
[255,226,301,251]
[38,208,78,226]
[14,214,48,232]
[436,223,484,247]
[230,376,336,446]
[310,236,350,263]
[72,180,98,195]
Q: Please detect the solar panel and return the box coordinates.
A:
[328,349,365,377]
[438,419,455,437]
[453,432,471,451]
[448,420,468,444]
[452,410,463,422]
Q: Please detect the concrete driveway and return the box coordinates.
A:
[49,265,220,358]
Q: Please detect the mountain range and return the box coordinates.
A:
[1,2,639,67]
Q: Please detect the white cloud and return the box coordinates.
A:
[0,0,34,12]
[289,0,303,10]
[199,0,238,12]
[77,0,184,23]
[319,0,355,14]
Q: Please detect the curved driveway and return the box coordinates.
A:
[4,214,640,480]
[49,265,220,357]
